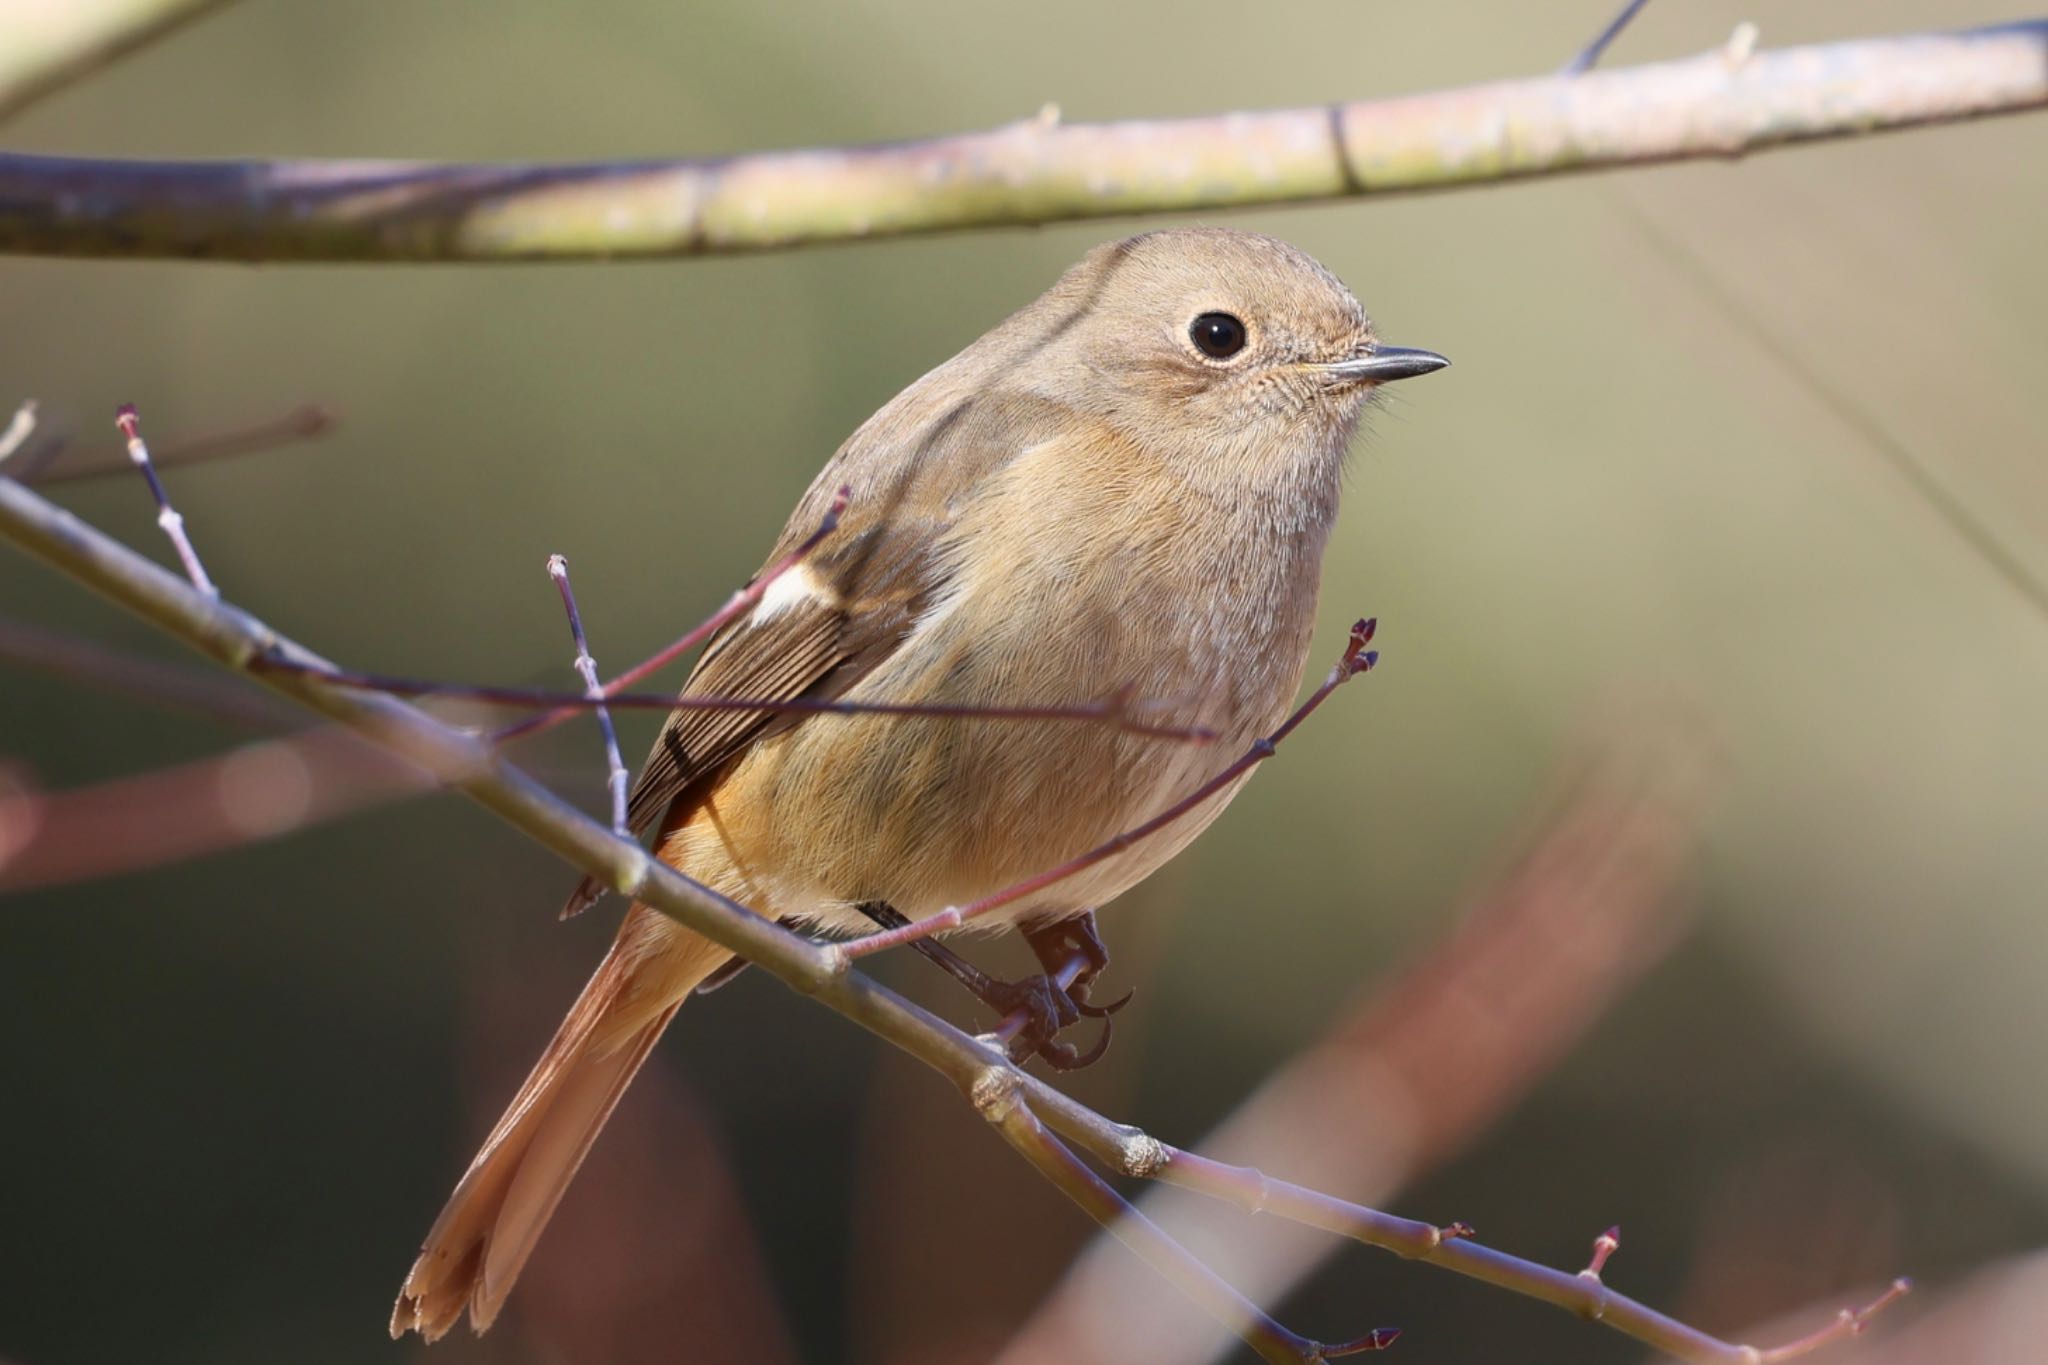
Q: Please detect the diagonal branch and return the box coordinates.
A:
[0,20,2041,263]
[0,0,243,125]
[0,469,1906,1363]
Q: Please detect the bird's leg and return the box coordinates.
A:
[1022,910,1135,1019]
[854,903,1109,1071]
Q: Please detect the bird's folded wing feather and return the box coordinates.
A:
[560,388,1076,918]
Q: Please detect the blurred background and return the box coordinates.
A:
[2,2,2045,1361]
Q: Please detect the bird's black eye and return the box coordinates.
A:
[1189,312,1247,359]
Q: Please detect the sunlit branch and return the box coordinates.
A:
[0,21,2041,262]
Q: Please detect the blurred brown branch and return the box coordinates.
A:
[0,20,2041,262]
[0,459,1908,1362]
[0,0,241,125]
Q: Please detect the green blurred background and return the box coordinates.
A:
[3,2,2046,1361]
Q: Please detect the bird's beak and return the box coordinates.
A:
[1318,345,1451,386]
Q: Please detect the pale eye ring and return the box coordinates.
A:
[1189,312,1247,359]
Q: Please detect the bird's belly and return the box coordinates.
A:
[664,581,1313,937]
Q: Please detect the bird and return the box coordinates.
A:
[390,226,1447,1339]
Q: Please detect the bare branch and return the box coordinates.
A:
[975,1070,1397,1364]
[546,554,629,835]
[0,0,242,125]
[0,470,1908,1363]
[0,20,2041,262]
[114,403,216,598]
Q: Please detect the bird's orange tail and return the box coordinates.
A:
[390,908,730,1340]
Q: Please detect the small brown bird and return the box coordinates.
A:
[390,227,1446,1339]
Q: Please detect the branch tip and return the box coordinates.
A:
[1320,1326,1402,1357]
[0,399,37,466]
[113,402,218,598]
[1752,1277,1912,1364]
[1579,1225,1621,1280]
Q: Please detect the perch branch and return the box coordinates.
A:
[0,469,1906,1362]
[0,20,2041,262]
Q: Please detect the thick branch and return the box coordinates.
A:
[0,20,2041,262]
[0,471,1903,1362]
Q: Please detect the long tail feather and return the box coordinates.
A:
[391,910,728,1340]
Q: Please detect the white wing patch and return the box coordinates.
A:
[751,563,837,622]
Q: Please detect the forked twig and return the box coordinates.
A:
[839,619,1379,960]
[493,486,849,742]
[115,403,216,598]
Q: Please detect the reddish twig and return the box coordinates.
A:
[1580,1226,1621,1281]
[1752,1280,1914,1365]
[547,553,629,834]
[840,618,1379,961]
[115,403,216,598]
[493,486,850,742]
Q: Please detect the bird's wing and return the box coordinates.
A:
[561,388,1074,917]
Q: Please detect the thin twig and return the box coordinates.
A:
[248,651,1217,742]
[1563,0,1654,74]
[0,21,2042,262]
[0,400,36,465]
[114,403,216,598]
[1620,206,2048,624]
[0,472,1908,1364]
[1754,1280,1914,1364]
[840,619,1378,960]
[493,485,849,742]
[546,554,629,835]
[29,402,334,484]
[976,1072,1398,1364]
